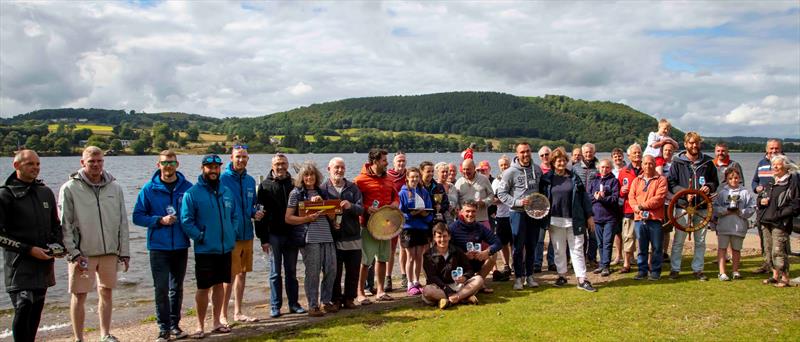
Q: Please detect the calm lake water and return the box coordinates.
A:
[0,151,794,310]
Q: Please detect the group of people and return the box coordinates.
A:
[1,120,798,342]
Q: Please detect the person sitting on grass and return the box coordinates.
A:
[422,223,484,309]
[448,200,502,293]
[712,167,756,281]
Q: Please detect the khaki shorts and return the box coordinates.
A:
[231,239,254,276]
[622,217,637,253]
[717,234,744,251]
[361,227,391,264]
[68,254,118,294]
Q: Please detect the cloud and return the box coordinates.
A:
[0,1,797,138]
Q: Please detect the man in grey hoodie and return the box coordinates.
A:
[497,142,545,290]
[59,146,130,342]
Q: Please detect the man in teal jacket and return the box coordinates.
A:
[181,154,240,337]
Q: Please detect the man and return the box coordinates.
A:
[751,139,785,273]
[571,147,583,166]
[181,154,240,337]
[618,143,643,273]
[668,132,718,281]
[629,155,668,281]
[421,161,451,224]
[422,223,483,309]
[657,142,677,260]
[219,145,263,324]
[255,154,305,317]
[535,146,556,272]
[572,143,600,267]
[448,201,502,292]
[354,149,399,303]
[497,142,545,290]
[455,159,494,228]
[386,152,407,291]
[491,155,513,279]
[538,146,552,174]
[478,160,494,183]
[60,146,130,342]
[462,142,477,161]
[714,142,743,187]
[1,149,64,342]
[447,163,457,184]
[132,150,193,341]
[320,157,364,310]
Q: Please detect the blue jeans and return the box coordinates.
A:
[585,229,599,263]
[269,234,301,310]
[670,228,707,273]
[149,249,188,332]
[595,221,615,269]
[635,220,663,275]
[534,228,555,269]
[510,211,541,277]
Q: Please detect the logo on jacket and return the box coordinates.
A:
[43,202,50,209]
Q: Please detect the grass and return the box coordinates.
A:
[141,315,157,323]
[246,255,799,341]
[199,133,228,143]
[48,123,114,135]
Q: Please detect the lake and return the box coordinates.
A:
[0,151,794,310]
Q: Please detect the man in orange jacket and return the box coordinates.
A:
[629,155,668,281]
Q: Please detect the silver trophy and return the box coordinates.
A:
[728,194,740,210]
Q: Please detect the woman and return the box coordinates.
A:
[435,162,458,223]
[541,147,597,292]
[399,167,433,295]
[757,155,800,287]
[422,223,483,309]
[285,162,336,316]
[421,161,450,224]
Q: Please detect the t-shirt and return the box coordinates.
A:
[163,179,177,193]
[550,174,573,219]
[644,131,664,157]
[287,188,333,244]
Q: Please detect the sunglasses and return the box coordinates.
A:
[233,144,248,150]
[159,160,178,167]
[203,155,223,164]
[540,153,550,157]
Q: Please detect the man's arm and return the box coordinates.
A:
[180,192,203,242]
[0,192,31,254]
[496,169,519,208]
[642,177,668,210]
[132,186,161,228]
[58,183,80,259]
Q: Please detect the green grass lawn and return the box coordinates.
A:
[248,255,799,341]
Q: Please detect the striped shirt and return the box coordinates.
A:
[287,188,333,244]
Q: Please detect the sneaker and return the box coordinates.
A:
[732,272,742,280]
[533,267,542,273]
[466,295,479,305]
[385,277,393,292]
[592,267,603,274]
[669,271,680,280]
[322,303,339,313]
[513,277,524,290]
[289,306,307,314]
[718,273,730,281]
[406,286,421,296]
[525,275,539,288]
[400,274,408,289]
[633,273,646,281]
[100,335,120,342]
[365,287,375,296]
[790,276,800,286]
[492,269,510,281]
[170,327,188,340]
[554,276,568,287]
[600,268,610,277]
[577,280,597,292]
[694,272,708,281]
[156,331,169,342]
[438,298,451,310]
[308,307,324,317]
[649,273,661,281]
[270,307,281,318]
[547,264,557,272]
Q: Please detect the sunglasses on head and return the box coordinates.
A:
[159,160,178,167]
[233,144,248,150]
[203,155,223,164]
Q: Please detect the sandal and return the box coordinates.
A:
[235,315,260,323]
[619,267,631,274]
[375,293,394,302]
[357,297,372,305]
[762,277,778,285]
[189,331,205,339]
[211,325,231,334]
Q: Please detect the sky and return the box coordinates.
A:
[1,1,798,138]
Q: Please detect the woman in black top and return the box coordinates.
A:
[757,155,800,287]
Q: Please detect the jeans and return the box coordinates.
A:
[595,221,615,269]
[635,220,663,275]
[269,234,301,310]
[9,288,46,342]
[670,228,707,273]
[303,242,337,309]
[510,211,541,277]
[149,249,188,332]
[585,229,599,263]
[333,248,362,302]
[534,229,555,269]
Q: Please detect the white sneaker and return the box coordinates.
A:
[718,273,730,281]
[525,275,539,288]
[513,277,524,290]
[732,272,742,280]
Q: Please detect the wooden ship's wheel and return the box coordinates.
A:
[667,189,713,232]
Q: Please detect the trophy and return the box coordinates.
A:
[433,193,443,220]
[727,194,740,210]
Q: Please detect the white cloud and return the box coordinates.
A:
[0,1,797,137]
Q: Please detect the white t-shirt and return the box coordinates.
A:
[644,131,664,157]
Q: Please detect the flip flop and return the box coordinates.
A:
[235,315,260,323]
[211,325,232,334]
[189,331,205,339]
[357,297,373,305]
[375,293,394,302]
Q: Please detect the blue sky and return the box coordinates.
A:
[1,1,798,138]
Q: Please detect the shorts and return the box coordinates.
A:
[613,220,622,235]
[195,252,232,289]
[622,217,637,253]
[231,239,254,276]
[717,234,744,251]
[361,227,391,264]
[68,254,119,294]
[401,229,429,248]
[494,217,512,245]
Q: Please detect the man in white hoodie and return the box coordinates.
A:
[59,146,130,342]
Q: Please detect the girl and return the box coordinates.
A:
[712,168,756,281]
[399,167,433,295]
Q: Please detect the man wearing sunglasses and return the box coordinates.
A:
[133,150,193,341]
[220,145,263,324]
[181,154,240,338]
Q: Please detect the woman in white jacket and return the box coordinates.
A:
[712,168,755,281]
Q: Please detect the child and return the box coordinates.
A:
[644,119,678,158]
[712,168,756,281]
[398,167,433,295]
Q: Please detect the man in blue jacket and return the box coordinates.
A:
[219,146,263,324]
[181,154,240,338]
[132,150,193,341]
[448,201,502,293]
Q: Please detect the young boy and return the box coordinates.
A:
[644,119,678,159]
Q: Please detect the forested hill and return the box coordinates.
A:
[219,92,683,151]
